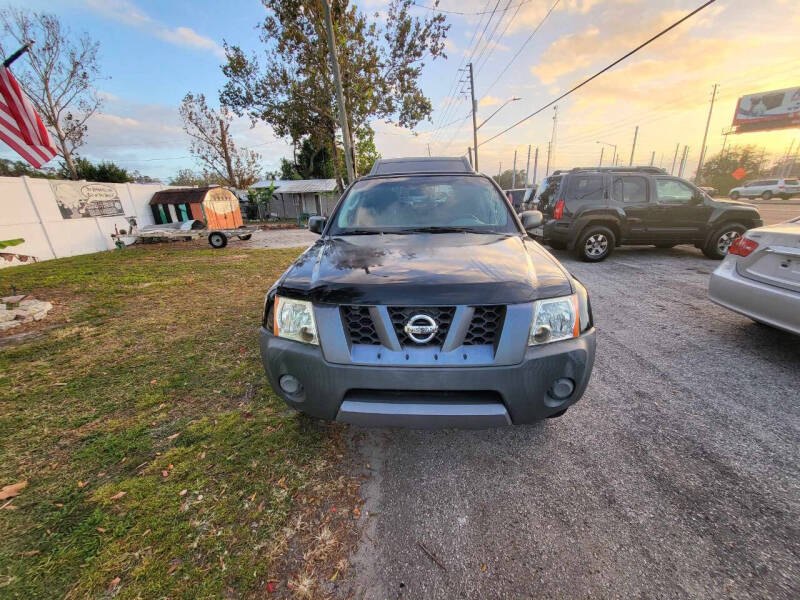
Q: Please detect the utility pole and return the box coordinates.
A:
[671,143,680,175]
[427,143,431,157]
[469,62,479,172]
[322,0,355,184]
[545,141,552,176]
[659,153,664,168]
[524,145,531,188]
[629,125,639,166]
[467,147,473,168]
[599,146,604,167]
[533,147,539,185]
[696,83,718,182]
[678,145,689,177]
[549,106,558,173]
[650,151,655,166]
[498,162,502,178]
[512,150,517,188]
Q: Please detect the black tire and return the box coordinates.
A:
[654,242,676,249]
[761,191,772,200]
[575,225,615,262]
[208,232,228,248]
[729,191,740,200]
[238,234,252,241]
[547,240,567,250]
[547,408,568,419]
[702,223,745,260]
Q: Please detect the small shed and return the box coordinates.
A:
[149,187,243,230]
[250,178,339,219]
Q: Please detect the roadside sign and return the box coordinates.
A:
[731,167,747,180]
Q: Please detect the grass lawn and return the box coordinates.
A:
[0,245,359,599]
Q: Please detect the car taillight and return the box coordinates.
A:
[728,237,759,256]
[553,199,565,219]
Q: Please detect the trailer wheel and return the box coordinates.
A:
[238,234,252,241]
[209,232,228,248]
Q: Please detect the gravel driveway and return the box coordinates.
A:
[347,245,800,599]
[240,227,319,249]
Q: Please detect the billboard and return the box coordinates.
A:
[50,181,125,219]
[732,87,800,133]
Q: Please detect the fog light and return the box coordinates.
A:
[532,325,552,344]
[550,378,574,399]
[279,375,303,396]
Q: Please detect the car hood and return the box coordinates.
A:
[276,233,573,305]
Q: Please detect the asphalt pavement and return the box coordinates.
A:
[347,244,800,599]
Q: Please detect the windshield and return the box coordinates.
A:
[328,175,518,235]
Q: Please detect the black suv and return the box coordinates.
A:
[536,167,763,261]
[259,157,596,427]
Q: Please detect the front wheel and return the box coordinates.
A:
[208,232,228,248]
[761,191,772,200]
[702,223,745,259]
[729,191,740,200]
[575,225,616,262]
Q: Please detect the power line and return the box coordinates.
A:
[477,0,560,102]
[472,0,513,75]
[478,0,718,147]
[429,0,493,140]
[411,0,533,16]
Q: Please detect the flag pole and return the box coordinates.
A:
[3,41,34,68]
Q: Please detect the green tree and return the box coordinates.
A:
[493,169,528,190]
[355,127,381,176]
[60,158,132,183]
[168,169,220,187]
[0,158,58,179]
[699,145,766,195]
[221,0,448,189]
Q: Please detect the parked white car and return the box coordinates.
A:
[709,216,800,335]
[729,178,800,200]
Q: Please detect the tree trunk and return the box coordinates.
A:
[219,118,236,188]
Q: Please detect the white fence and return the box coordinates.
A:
[0,176,169,267]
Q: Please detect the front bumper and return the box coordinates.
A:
[709,258,800,335]
[259,327,596,427]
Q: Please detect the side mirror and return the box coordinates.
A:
[308,216,327,234]
[520,210,543,233]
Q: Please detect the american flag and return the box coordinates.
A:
[0,65,57,168]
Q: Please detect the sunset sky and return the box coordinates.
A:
[9,0,800,181]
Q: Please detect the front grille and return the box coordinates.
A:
[341,306,380,345]
[464,306,506,345]
[388,306,455,346]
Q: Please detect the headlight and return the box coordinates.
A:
[273,296,318,345]
[529,294,579,345]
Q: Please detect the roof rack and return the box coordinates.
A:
[368,156,474,176]
[560,166,668,174]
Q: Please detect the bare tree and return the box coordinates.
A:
[0,8,103,180]
[179,92,261,190]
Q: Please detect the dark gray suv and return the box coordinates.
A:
[259,157,596,428]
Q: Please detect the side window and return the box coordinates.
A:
[566,175,605,203]
[611,176,648,204]
[764,180,778,186]
[655,178,695,204]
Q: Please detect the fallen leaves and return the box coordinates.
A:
[0,480,27,500]
[167,432,180,441]
[107,576,121,591]
[110,491,127,501]
[179,489,187,496]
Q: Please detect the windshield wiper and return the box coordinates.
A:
[334,229,383,236]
